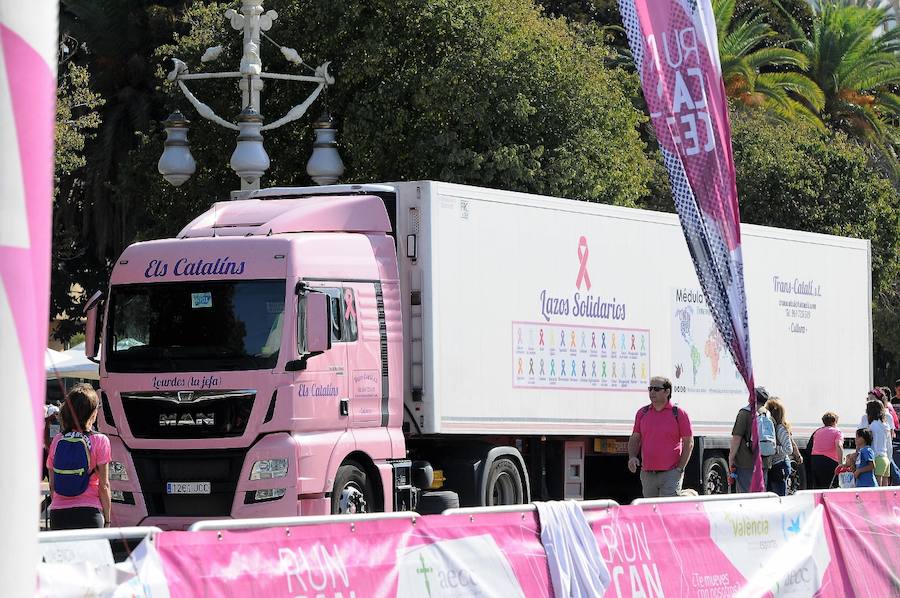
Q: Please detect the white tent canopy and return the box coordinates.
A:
[45,343,99,380]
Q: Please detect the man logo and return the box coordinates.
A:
[159,413,215,427]
[177,391,194,403]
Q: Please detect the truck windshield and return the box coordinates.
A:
[106,280,286,372]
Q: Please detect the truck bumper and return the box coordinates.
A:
[109,433,301,530]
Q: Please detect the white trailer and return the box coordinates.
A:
[393,181,871,499]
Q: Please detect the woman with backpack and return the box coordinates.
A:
[45,383,111,530]
[764,397,802,496]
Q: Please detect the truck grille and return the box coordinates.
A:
[121,390,255,439]
[131,448,247,517]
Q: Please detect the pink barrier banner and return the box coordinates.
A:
[152,491,899,597]
[819,490,900,596]
[156,511,551,597]
[617,0,762,487]
[585,491,898,597]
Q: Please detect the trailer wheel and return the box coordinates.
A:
[331,462,374,515]
[485,458,524,506]
[702,456,729,495]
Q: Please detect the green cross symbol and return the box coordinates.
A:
[416,554,434,597]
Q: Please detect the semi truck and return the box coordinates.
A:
[83,181,872,529]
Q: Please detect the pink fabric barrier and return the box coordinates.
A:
[152,490,899,597]
[156,511,551,597]
[818,490,900,596]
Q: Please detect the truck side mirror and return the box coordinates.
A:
[83,290,105,362]
[300,291,331,354]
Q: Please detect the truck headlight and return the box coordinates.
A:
[109,461,129,481]
[249,458,288,480]
[254,488,286,501]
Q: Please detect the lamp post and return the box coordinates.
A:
[158,0,343,191]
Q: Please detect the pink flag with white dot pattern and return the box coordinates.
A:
[618,0,762,489]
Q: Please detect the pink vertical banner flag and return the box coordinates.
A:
[617,0,762,489]
[0,0,58,593]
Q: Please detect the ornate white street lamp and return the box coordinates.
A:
[158,0,342,190]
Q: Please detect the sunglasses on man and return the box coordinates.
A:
[648,386,666,392]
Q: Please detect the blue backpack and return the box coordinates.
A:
[52,433,93,496]
[743,407,777,457]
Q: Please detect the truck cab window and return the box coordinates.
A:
[322,287,358,343]
[106,279,286,372]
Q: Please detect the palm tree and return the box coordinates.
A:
[784,0,900,168]
[714,0,825,124]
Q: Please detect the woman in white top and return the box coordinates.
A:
[865,400,892,486]
[858,388,896,432]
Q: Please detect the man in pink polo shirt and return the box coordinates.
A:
[627,375,694,497]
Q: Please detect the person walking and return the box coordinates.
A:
[764,397,802,496]
[864,400,892,486]
[46,384,111,530]
[627,376,694,498]
[728,387,775,493]
[808,412,843,489]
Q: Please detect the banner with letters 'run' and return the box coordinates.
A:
[617,0,762,488]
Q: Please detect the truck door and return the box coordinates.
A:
[342,283,383,427]
[299,283,348,429]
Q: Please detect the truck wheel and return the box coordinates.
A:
[331,462,373,515]
[485,458,524,506]
[416,490,460,515]
[702,457,729,495]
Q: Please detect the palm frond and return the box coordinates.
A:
[758,71,826,111]
[744,47,809,71]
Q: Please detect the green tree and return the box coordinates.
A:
[784,0,900,170]
[129,0,653,239]
[51,1,190,340]
[52,55,104,341]
[715,0,824,123]
[734,0,815,40]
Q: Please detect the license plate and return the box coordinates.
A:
[166,482,211,495]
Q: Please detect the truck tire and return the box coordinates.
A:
[485,458,524,506]
[416,490,460,515]
[702,456,729,495]
[331,461,374,515]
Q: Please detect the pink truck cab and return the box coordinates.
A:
[85,187,423,529]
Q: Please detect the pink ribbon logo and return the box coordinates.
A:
[575,236,591,291]
[344,288,357,321]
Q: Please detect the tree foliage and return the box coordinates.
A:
[714,0,823,124]
[139,0,653,234]
[51,0,189,340]
[734,0,815,39]
[730,108,900,301]
[52,54,104,340]
[784,0,900,172]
